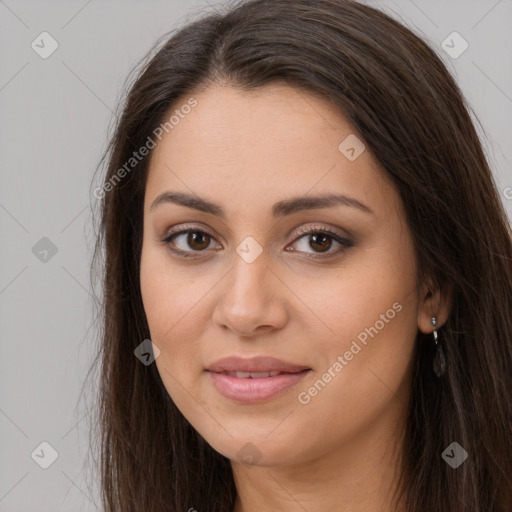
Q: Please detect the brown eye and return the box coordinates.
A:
[288,226,353,260]
[164,229,217,255]
[308,233,333,253]
[161,225,353,261]
[185,231,211,251]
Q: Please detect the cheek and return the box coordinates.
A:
[141,242,200,335]
[140,245,194,357]
[293,231,419,404]
[276,262,418,463]
[140,243,217,384]
[140,246,207,419]
[299,231,418,351]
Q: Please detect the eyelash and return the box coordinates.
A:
[160,224,354,261]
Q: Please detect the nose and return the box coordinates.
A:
[212,251,288,338]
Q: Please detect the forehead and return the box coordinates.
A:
[144,83,396,221]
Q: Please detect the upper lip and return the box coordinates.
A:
[206,356,311,373]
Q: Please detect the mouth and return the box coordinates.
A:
[206,356,311,403]
[216,370,300,378]
[206,355,311,374]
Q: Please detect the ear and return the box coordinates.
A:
[417,277,454,334]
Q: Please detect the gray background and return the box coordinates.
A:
[1,0,511,510]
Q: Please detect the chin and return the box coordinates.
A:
[195,424,306,468]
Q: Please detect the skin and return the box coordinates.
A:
[140,82,452,512]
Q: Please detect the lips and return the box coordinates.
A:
[206,356,311,403]
[206,356,311,374]
[224,370,283,378]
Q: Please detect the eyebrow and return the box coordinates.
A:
[150,191,374,218]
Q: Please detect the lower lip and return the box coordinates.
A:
[207,370,310,404]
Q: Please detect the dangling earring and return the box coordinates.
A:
[432,317,446,377]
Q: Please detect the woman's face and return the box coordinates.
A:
[140,83,432,467]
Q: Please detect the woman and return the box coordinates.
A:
[89,0,512,510]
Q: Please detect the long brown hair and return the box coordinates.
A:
[87,0,512,510]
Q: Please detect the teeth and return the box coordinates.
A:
[250,371,273,378]
[227,371,283,378]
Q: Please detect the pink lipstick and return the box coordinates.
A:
[206,356,311,404]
